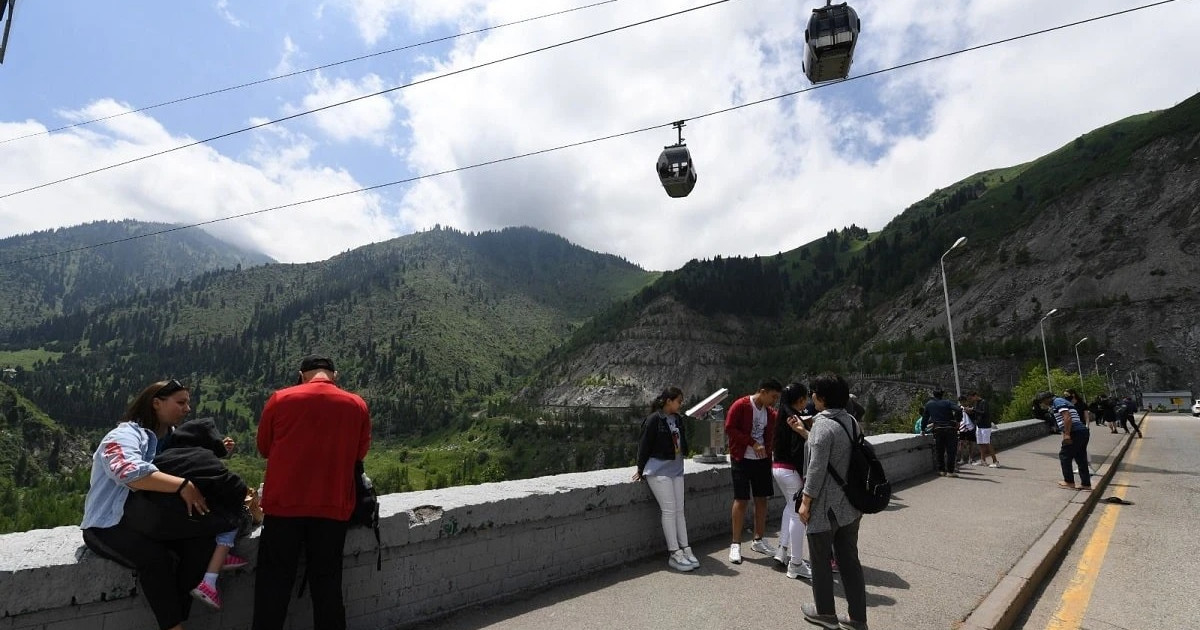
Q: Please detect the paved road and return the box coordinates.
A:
[1014,414,1200,630]
[407,428,1129,630]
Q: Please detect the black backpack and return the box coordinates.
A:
[351,460,382,570]
[826,416,891,514]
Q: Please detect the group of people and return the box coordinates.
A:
[635,375,869,630]
[918,390,996,476]
[80,355,371,630]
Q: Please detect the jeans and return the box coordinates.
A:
[933,428,958,473]
[253,515,349,630]
[771,467,806,562]
[646,474,689,551]
[216,528,237,548]
[83,525,215,630]
[1059,429,1092,487]
[807,514,867,623]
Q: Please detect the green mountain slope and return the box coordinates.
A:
[0,219,274,332]
[3,226,657,438]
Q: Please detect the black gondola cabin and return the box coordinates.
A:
[803,2,860,84]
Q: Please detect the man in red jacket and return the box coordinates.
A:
[724,379,782,564]
[252,355,371,630]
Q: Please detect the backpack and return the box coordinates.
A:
[826,415,891,514]
[351,460,382,570]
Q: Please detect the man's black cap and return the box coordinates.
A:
[299,355,336,373]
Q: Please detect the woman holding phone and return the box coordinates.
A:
[772,382,813,579]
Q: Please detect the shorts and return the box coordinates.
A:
[959,430,976,442]
[730,457,773,500]
[976,427,992,445]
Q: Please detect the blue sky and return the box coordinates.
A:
[2,1,1199,269]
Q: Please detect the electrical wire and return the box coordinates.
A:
[0,0,1181,268]
[0,0,737,202]
[0,0,622,145]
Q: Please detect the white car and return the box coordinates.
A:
[1193,399,1200,417]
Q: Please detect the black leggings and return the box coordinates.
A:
[83,525,215,630]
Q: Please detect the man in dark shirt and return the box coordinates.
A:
[922,390,961,477]
[969,391,998,467]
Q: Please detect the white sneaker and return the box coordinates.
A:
[774,545,788,566]
[988,463,999,468]
[728,543,742,564]
[786,560,813,580]
[750,539,777,555]
[681,546,699,567]
[668,549,695,572]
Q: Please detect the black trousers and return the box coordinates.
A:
[253,515,350,630]
[933,428,958,473]
[83,525,215,630]
[807,515,867,623]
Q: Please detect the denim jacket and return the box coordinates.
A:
[81,422,159,529]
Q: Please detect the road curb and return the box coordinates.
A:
[958,413,1147,630]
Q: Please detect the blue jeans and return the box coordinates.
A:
[1059,428,1091,487]
[216,528,237,548]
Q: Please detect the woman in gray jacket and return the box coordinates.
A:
[798,374,868,630]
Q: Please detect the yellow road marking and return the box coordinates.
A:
[1045,422,1147,630]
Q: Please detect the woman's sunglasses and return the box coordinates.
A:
[154,379,186,399]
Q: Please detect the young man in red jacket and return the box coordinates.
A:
[725,379,782,564]
[252,355,371,630]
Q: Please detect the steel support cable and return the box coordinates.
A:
[0,0,1181,268]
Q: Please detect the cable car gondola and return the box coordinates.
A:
[803,1,860,84]
[656,120,697,198]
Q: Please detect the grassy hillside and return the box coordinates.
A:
[0,219,273,333]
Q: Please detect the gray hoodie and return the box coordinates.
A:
[802,408,863,534]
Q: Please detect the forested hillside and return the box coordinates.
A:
[528,93,1200,420]
[0,219,273,331]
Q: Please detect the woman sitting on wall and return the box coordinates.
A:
[80,380,219,630]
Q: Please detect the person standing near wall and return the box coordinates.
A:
[724,379,782,564]
[253,356,371,630]
[969,391,998,468]
[633,387,698,572]
[1035,391,1091,491]
[771,382,813,579]
[922,390,960,477]
[799,373,868,630]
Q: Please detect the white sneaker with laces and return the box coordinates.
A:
[750,538,777,555]
[728,543,742,564]
[681,546,699,567]
[786,559,813,580]
[668,549,695,572]
[773,544,788,565]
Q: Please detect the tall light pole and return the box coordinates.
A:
[1039,308,1059,392]
[1106,363,1114,394]
[1074,337,1089,390]
[1094,352,1106,378]
[940,236,967,398]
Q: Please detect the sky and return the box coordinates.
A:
[1,0,1198,271]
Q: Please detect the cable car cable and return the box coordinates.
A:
[0,0,623,145]
[0,0,738,203]
[0,0,1180,268]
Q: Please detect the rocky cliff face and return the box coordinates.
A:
[530,112,1200,418]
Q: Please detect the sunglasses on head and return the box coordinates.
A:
[154,379,185,399]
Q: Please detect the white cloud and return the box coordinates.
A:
[273,35,299,76]
[334,0,485,45]
[215,0,246,28]
[0,100,400,263]
[293,72,397,144]
[390,0,1200,270]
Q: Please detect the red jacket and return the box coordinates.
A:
[257,379,371,521]
[724,395,777,462]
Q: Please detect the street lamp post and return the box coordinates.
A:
[1074,337,1089,390]
[1106,363,1114,394]
[940,236,968,398]
[1039,308,1059,392]
[1094,353,1106,379]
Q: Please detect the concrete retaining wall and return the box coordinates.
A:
[0,420,1047,630]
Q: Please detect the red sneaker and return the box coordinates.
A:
[222,553,249,571]
[190,581,221,610]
